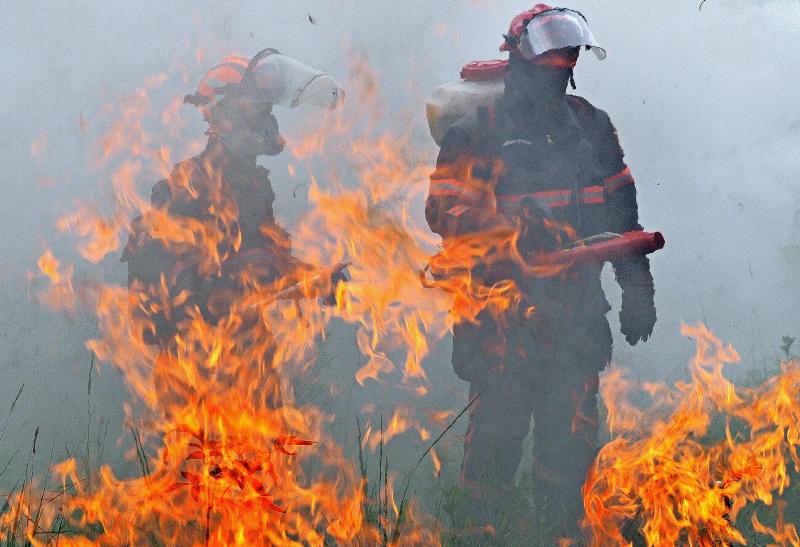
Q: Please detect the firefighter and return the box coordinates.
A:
[122,49,345,348]
[425,5,657,538]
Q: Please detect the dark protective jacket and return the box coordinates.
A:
[426,70,656,378]
[121,138,304,345]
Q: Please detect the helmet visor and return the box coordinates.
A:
[250,53,345,110]
[517,9,606,61]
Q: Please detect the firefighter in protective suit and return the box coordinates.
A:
[122,49,345,350]
[425,5,657,538]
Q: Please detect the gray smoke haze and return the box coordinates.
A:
[1,0,798,505]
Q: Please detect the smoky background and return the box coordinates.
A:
[1,0,798,511]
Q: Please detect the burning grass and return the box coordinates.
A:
[585,324,800,546]
[2,51,456,546]
[4,45,800,547]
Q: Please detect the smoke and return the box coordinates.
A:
[1,0,798,508]
[585,0,800,380]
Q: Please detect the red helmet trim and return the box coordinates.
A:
[196,55,249,99]
[499,3,554,52]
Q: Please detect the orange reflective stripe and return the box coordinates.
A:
[446,204,470,217]
[430,178,481,203]
[498,185,607,210]
[603,166,631,183]
[580,185,604,204]
[603,166,635,194]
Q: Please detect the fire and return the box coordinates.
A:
[36,250,62,285]
[12,34,800,547]
[3,50,466,545]
[33,249,75,312]
[584,323,800,546]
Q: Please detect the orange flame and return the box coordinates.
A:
[584,323,800,545]
[17,41,800,547]
[4,51,451,546]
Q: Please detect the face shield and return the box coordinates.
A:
[516,8,606,62]
[246,52,345,110]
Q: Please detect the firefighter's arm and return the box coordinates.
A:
[120,178,183,345]
[596,110,656,345]
[425,126,492,239]
[121,179,178,284]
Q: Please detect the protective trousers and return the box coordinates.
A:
[454,313,609,536]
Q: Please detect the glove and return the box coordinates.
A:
[619,287,656,345]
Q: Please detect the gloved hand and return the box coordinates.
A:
[619,288,656,345]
